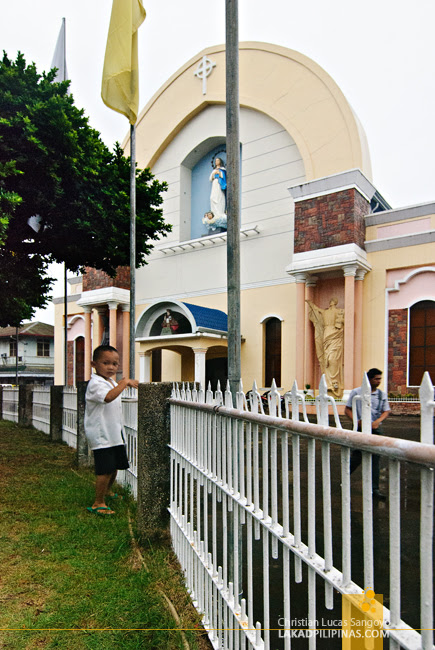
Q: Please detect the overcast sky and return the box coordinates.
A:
[1,0,434,322]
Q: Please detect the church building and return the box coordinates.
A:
[54,42,435,397]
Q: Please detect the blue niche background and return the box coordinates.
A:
[191,145,227,240]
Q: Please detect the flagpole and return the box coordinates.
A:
[64,264,68,385]
[226,0,242,597]
[129,124,136,377]
[226,0,241,400]
[101,0,145,378]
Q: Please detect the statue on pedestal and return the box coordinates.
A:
[209,157,226,217]
[306,297,344,398]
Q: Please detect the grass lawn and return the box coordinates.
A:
[0,421,209,649]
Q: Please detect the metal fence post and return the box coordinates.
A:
[76,381,91,467]
[136,382,173,541]
[18,384,33,427]
[50,385,64,442]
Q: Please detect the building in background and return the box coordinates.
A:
[0,322,54,385]
[54,43,435,396]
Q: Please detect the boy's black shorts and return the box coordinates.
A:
[93,445,129,475]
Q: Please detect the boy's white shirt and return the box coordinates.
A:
[84,373,125,450]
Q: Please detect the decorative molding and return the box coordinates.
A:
[77,286,130,309]
[365,230,435,252]
[157,226,260,255]
[365,201,435,227]
[305,275,318,288]
[260,314,284,324]
[286,243,371,276]
[343,264,358,277]
[387,266,435,295]
[288,169,377,205]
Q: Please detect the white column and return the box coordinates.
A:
[193,348,207,389]
[83,307,92,381]
[122,305,130,378]
[107,300,118,348]
[139,351,151,383]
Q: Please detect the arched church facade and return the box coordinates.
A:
[54,43,435,396]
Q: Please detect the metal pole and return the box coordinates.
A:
[129,124,136,377]
[226,0,242,598]
[225,0,241,400]
[64,264,68,385]
[15,327,18,386]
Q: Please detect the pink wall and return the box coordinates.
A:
[67,316,85,341]
[387,268,435,309]
[378,218,431,239]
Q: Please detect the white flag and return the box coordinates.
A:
[51,17,68,83]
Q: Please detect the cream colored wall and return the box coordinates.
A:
[130,42,371,181]
[161,350,181,382]
[240,282,297,390]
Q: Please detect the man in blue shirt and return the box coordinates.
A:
[344,368,391,500]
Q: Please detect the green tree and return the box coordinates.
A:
[0,52,169,326]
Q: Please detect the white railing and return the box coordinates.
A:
[119,387,138,498]
[31,386,51,434]
[169,373,435,650]
[2,387,19,422]
[62,386,77,449]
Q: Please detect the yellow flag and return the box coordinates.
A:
[101,0,146,124]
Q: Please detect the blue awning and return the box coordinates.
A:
[182,302,228,332]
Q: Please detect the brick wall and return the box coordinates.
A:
[389,402,420,415]
[388,309,409,395]
[82,266,130,291]
[67,341,74,386]
[294,188,368,253]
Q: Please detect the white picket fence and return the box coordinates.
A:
[118,387,138,498]
[2,386,19,422]
[62,386,78,448]
[2,376,433,649]
[2,385,138,500]
[31,386,51,434]
[169,373,435,650]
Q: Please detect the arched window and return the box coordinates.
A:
[265,317,282,387]
[409,300,435,385]
[75,336,84,384]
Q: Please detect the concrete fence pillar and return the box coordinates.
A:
[136,382,173,541]
[18,385,33,427]
[50,385,64,442]
[76,381,91,467]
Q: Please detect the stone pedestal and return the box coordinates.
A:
[76,381,91,467]
[136,382,173,541]
[50,385,64,442]
[18,385,33,427]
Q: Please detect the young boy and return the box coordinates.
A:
[85,345,139,516]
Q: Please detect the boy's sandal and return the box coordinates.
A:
[87,506,115,516]
[107,493,123,501]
